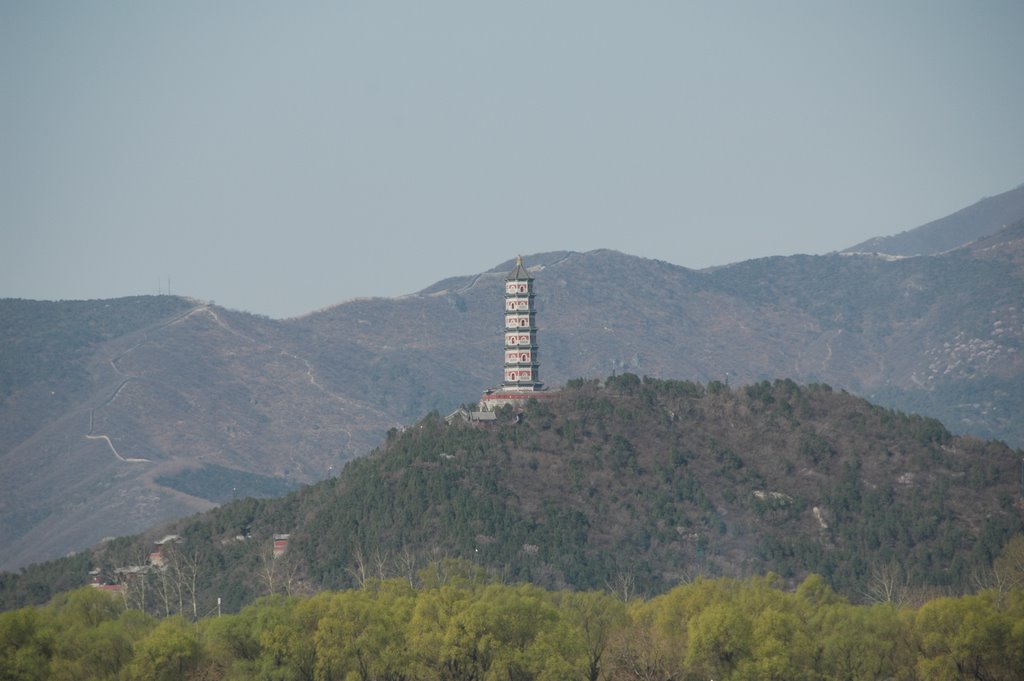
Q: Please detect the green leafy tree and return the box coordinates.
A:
[0,607,52,681]
[684,601,753,679]
[258,594,323,681]
[808,602,908,681]
[914,591,1024,681]
[124,616,199,681]
[313,582,416,681]
[558,591,628,681]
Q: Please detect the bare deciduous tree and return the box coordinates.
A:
[371,548,390,581]
[972,534,1024,605]
[606,568,638,602]
[396,544,419,588]
[117,547,152,613]
[154,563,178,618]
[258,542,301,596]
[347,547,370,589]
[163,542,203,620]
[864,561,910,607]
[422,547,451,588]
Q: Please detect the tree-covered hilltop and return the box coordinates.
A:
[2,376,1023,614]
[4,567,1024,681]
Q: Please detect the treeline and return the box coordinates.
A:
[3,566,1024,681]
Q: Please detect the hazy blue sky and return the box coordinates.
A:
[2,2,1022,318]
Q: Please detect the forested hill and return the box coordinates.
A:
[4,377,1022,614]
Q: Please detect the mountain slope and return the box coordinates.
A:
[844,183,1024,256]
[0,300,390,571]
[3,378,1021,613]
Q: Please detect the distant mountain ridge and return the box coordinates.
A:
[2,189,1023,570]
[844,183,1024,256]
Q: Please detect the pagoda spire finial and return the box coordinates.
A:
[506,255,533,281]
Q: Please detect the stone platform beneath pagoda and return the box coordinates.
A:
[479,388,559,411]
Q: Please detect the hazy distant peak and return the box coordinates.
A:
[417,251,579,295]
[485,250,579,274]
[844,183,1024,257]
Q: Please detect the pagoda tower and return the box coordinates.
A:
[502,255,542,391]
[479,255,558,411]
